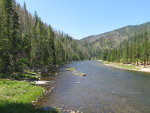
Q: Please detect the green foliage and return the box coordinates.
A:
[0,71,40,80]
[0,0,89,78]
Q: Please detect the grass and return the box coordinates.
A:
[66,67,86,76]
[74,72,85,76]
[102,61,140,71]
[0,79,61,113]
[103,61,111,64]
[66,67,76,71]
[0,70,40,80]
[115,64,140,70]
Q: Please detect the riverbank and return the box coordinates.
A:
[99,60,150,73]
[0,79,60,113]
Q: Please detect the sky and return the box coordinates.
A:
[16,0,150,39]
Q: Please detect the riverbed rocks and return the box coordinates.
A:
[39,107,61,113]
[60,108,83,113]
[34,81,50,85]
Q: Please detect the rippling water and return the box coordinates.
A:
[36,60,150,113]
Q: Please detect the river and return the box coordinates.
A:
[36,60,150,113]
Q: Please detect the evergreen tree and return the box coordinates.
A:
[142,31,149,67]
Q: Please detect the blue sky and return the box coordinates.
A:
[16,0,150,39]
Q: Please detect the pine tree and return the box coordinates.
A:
[143,31,149,67]
[0,0,13,73]
[48,26,56,65]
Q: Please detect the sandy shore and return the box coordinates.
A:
[98,60,150,73]
[140,67,150,73]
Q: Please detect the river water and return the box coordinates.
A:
[36,60,150,113]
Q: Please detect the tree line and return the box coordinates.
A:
[98,31,150,67]
[0,0,89,75]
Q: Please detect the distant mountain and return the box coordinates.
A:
[81,22,150,51]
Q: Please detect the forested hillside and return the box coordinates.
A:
[98,32,150,66]
[81,22,150,58]
[82,23,150,66]
[0,0,89,76]
[0,0,150,77]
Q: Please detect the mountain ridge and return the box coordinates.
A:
[80,21,150,52]
[81,21,150,42]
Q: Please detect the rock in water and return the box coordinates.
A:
[39,107,61,113]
